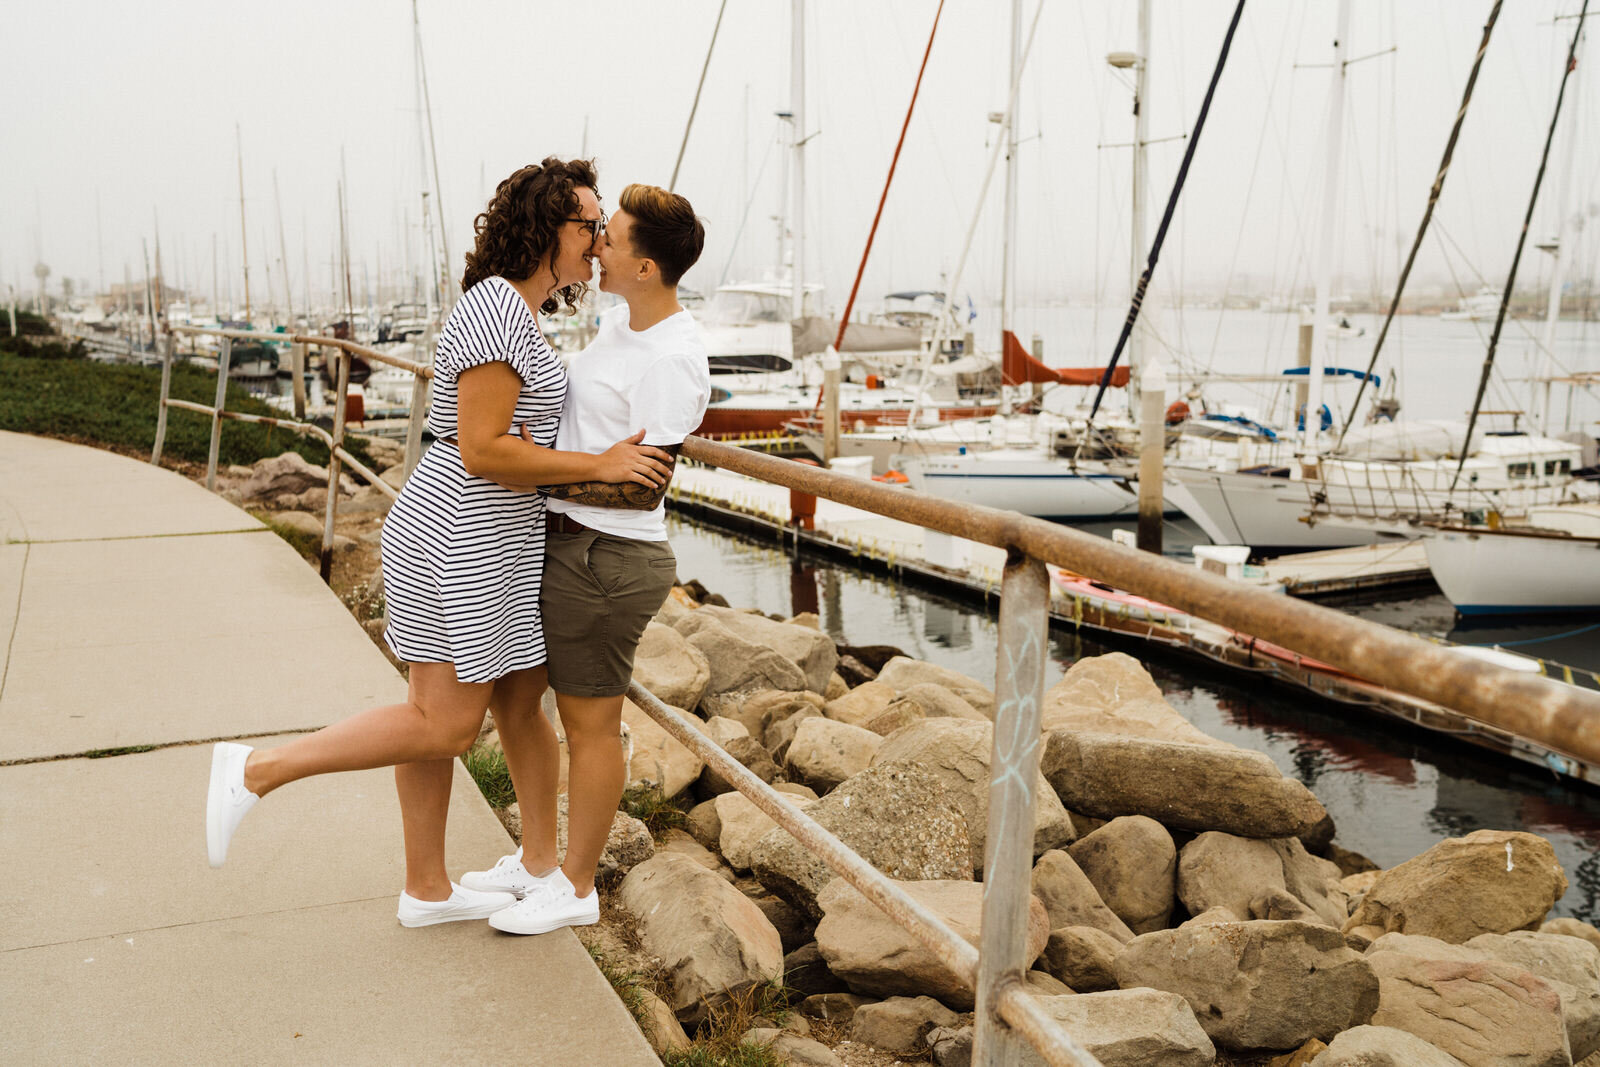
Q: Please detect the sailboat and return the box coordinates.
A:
[1423,503,1600,615]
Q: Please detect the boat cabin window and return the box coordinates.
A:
[1546,459,1571,477]
[1507,462,1534,479]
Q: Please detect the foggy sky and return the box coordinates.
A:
[3,1,1595,316]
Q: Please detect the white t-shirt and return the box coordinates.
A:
[548,304,710,540]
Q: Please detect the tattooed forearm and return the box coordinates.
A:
[540,446,679,510]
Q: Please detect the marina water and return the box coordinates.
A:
[667,514,1600,926]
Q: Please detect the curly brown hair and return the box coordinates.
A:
[460,156,599,314]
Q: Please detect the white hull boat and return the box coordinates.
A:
[899,448,1144,520]
[1424,505,1600,615]
[1165,426,1592,554]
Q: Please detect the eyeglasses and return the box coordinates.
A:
[564,212,607,239]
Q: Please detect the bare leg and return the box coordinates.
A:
[395,758,454,900]
[556,692,627,897]
[490,667,560,874]
[242,662,489,798]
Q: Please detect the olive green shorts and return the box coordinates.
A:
[541,527,677,698]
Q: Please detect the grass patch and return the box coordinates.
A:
[461,741,517,809]
[83,744,159,759]
[620,783,688,839]
[662,981,796,1067]
[0,342,370,468]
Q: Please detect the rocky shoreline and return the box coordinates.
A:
[230,448,1600,1067]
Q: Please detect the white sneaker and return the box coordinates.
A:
[397,882,519,928]
[487,868,600,935]
[206,742,259,868]
[460,847,560,899]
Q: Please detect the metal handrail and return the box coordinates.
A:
[166,324,434,378]
[150,327,434,579]
[676,436,1600,765]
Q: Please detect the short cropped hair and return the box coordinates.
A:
[618,184,705,287]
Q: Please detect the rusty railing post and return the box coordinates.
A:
[974,552,1052,1065]
[320,348,351,582]
[205,337,232,491]
[290,341,308,419]
[401,373,431,482]
[151,333,175,466]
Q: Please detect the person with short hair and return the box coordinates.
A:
[461,184,711,934]
[203,160,677,929]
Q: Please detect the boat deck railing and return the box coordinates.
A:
[151,324,1600,1067]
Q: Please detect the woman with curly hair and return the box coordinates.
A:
[203,158,673,928]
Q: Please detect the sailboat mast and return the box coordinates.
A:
[1301,0,1351,460]
[1129,0,1151,411]
[791,0,806,323]
[274,169,294,326]
[1001,0,1020,343]
[236,124,251,323]
[413,0,450,311]
[1532,23,1585,433]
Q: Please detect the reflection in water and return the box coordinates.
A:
[922,601,973,651]
[667,515,1600,923]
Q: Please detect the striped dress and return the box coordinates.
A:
[380,276,566,683]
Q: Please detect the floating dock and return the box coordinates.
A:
[666,460,1600,788]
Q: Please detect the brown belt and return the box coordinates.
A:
[550,512,590,535]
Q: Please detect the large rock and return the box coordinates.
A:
[616,852,784,1024]
[1039,925,1125,993]
[1042,731,1328,839]
[874,718,1075,874]
[741,689,826,739]
[697,735,781,797]
[1041,652,1223,744]
[1031,850,1134,943]
[1113,920,1379,1051]
[750,760,972,919]
[850,996,961,1054]
[1367,931,1600,1062]
[238,451,339,501]
[764,706,821,764]
[785,716,883,792]
[1179,833,1345,930]
[633,622,712,712]
[1307,1026,1468,1066]
[621,697,705,798]
[815,877,1048,1010]
[823,681,897,728]
[1068,816,1176,935]
[687,605,839,694]
[716,791,782,872]
[894,682,989,722]
[1016,989,1216,1067]
[1544,917,1600,953]
[875,657,996,719]
[677,615,810,715]
[1344,830,1567,944]
[1364,948,1570,1067]
[635,987,692,1057]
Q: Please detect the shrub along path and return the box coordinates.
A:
[0,431,655,1064]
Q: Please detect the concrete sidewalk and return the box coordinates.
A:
[0,432,657,1065]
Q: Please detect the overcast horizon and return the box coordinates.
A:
[4,1,1596,315]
